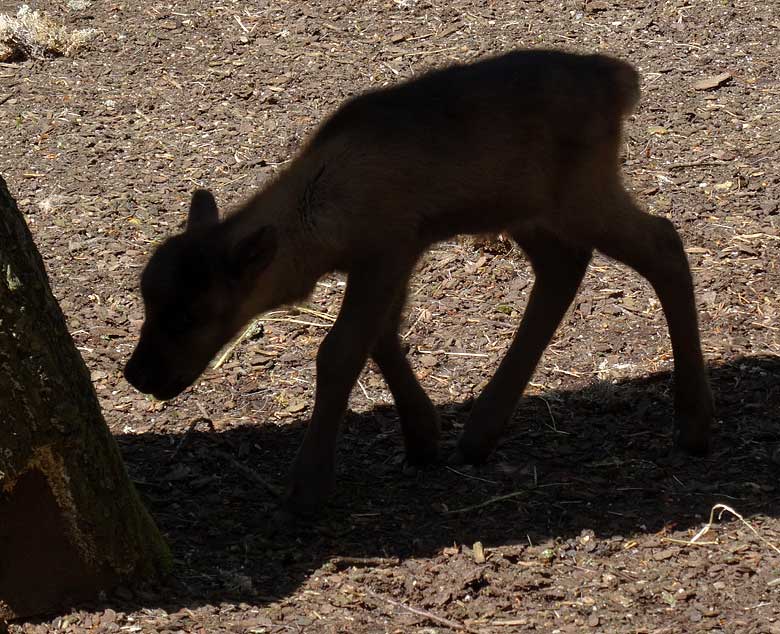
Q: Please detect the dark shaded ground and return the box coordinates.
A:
[1,0,779,632]
[112,357,780,633]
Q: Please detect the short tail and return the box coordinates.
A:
[589,54,641,117]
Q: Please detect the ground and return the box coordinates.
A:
[1,0,779,632]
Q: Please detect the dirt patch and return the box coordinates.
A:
[2,0,779,632]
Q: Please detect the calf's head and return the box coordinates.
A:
[124,189,278,400]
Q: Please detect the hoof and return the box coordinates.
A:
[399,407,441,466]
[271,507,299,529]
[675,407,712,457]
[275,492,325,524]
[675,427,711,457]
[279,478,330,521]
[448,441,491,466]
[447,447,467,466]
[405,441,439,466]
[449,429,496,466]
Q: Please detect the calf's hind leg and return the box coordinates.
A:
[372,289,440,465]
[453,229,592,465]
[588,194,713,454]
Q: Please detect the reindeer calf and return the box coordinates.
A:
[125,50,713,515]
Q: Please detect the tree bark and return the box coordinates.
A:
[0,176,171,620]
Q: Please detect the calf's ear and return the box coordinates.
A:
[226,226,278,280]
[187,189,219,231]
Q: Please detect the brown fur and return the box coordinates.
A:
[125,50,713,515]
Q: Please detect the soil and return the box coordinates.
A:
[2,0,779,632]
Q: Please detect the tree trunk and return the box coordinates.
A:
[0,176,171,620]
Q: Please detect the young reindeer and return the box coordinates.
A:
[125,50,713,515]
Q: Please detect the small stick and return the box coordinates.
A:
[407,31,436,42]
[733,232,780,242]
[257,316,331,327]
[134,108,151,123]
[131,479,168,490]
[444,490,527,515]
[382,62,400,76]
[445,466,498,485]
[213,318,263,369]
[234,15,249,33]
[662,537,718,546]
[400,46,460,58]
[191,402,281,496]
[294,305,336,321]
[365,589,482,634]
[491,619,528,627]
[357,379,375,403]
[666,159,727,170]
[331,556,400,570]
[169,416,214,463]
[213,449,282,498]
[401,308,427,340]
[551,365,581,377]
[535,395,569,434]
[417,348,490,358]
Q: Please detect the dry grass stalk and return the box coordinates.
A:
[0,5,96,61]
[688,503,780,556]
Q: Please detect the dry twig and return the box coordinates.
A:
[365,588,482,633]
[213,448,282,498]
[444,490,527,515]
[169,416,214,464]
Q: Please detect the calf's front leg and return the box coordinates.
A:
[283,259,414,516]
